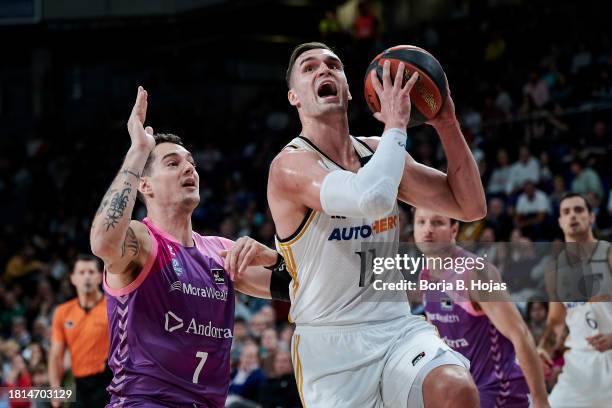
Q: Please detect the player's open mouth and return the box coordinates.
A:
[317,81,338,99]
[182,179,196,188]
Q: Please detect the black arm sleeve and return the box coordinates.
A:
[267,254,291,302]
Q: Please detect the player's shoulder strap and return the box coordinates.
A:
[591,240,611,262]
[282,135,374,169]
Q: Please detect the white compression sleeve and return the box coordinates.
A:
[319,128,407,218]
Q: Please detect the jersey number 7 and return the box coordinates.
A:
[193,351,209,384]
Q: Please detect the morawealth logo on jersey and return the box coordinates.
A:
[169,281,228,301]
[328,215,398,241]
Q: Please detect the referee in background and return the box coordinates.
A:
[48,254,111,407]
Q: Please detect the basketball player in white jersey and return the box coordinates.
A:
[538,193,612,407]
[265,42,486,407]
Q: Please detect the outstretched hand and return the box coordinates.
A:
[218,237,278,281]
[127,86,155,152]
[370,61,419,130]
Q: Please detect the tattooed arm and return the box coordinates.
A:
[90,87,155,287]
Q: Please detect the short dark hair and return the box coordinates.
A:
[559,192,592,213]
[72,254,102,273]
[138,133,184,203]
[286,42,334,87]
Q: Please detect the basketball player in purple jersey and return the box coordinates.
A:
[90,87,285,407]
[413,208,549,408]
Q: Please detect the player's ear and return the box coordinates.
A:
[288,89,300,107]
[139,177,152,198]
[347,84,352,101]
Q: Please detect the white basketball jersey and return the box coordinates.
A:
[557,241,612,351]
[275,136,413,326]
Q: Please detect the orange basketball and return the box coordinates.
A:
[364,45,447,127]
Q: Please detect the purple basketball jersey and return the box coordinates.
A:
[104,218,235,407]
[421,248,529,408]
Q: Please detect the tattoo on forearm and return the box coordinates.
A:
[96,188,117,215]
[121,227,140,257]
[120,168,141,179]
[104,183,132,231]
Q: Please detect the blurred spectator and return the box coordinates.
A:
[525,301,548,344]
[231,317,250,365]
[515,181,551,240]
[227,343,267,407]
[1,340,21,380]
[1,294,25,338]
[353,1,378,42]
[484,32,506,62]
[506,146,540,195]
[319,9,342,43]
[48,254,69,282]
[23,342,46,374]
[4,244,45,285]
[523,71,550,108]
[259,305,276,325]
[504,231,538,295]
[422,25,439,48]
[570,159,604,201]
[10,317,31,349]
[481,95,505,130]
[235,295,253,322]
[258,351,301,408]
[487,148,511,195]
[485,198,513,241]
[249,312,273,341]
[494,83,513,117]
[538,151,553,185]
[194,143,223,173]
[475,227,501,265]
[31,317,50,350]
[582,120,611,172]
[260,328,279,377]
[571,43,592,74]
[278,325,294,352]
[31,363,50,388]
[461,106,482,136]
[550,175,568,211]
[4,354,32,408]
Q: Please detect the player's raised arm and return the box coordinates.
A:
[423,87,486,221]
[361,85,486,222]
[90,87,153,277]
[269,62,419,219]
